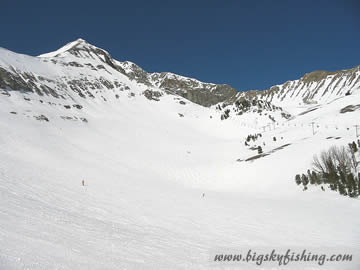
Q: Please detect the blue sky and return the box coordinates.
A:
[2,0,359,91]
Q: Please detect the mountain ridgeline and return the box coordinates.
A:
[0,38,359,120]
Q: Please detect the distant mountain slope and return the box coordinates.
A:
[0,39,237,106]
[218,66,360,122]
[239,66,360,106]
[1,38,359,128]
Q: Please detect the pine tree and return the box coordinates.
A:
[346,173,356,197]
[301,174,309,187]
[338,184,346,196]
[338,167,347,186]
[355,175,360,197]
[351,141,358,152]
[348,144,358,172]
[327,161,339,184]
[308,170,316,185]
[312,171,322,185]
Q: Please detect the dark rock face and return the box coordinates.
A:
[177,85,237,107]
[0,68,37,94]
[34,115,49,122]
[121,62,152,86]
[72,104,83,109]
[143,89,163,101]
[152,73,237,107]
[0,67,61,97]
[302,70,337,83]
[340,104,360,113]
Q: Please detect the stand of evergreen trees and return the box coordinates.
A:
[245,133,262,143]
[295,141,360,198]
[220,109,231,120]
[244,133,263,147]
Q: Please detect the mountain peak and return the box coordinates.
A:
[38,38,105,58]
[74,38,87,43]
[36,38,128,76]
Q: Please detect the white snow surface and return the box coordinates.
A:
[0,41,360,269]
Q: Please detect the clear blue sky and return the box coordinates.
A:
[2,0,359,91]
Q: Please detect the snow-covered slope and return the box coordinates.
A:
[1,39,360,269]
[219,66,360,128]
[236,66,360,109]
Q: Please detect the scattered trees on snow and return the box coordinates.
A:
[245,133,262,143]
[220,109,230,120]
[295,143,360,198]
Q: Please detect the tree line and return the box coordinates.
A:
[295,140,360,198]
